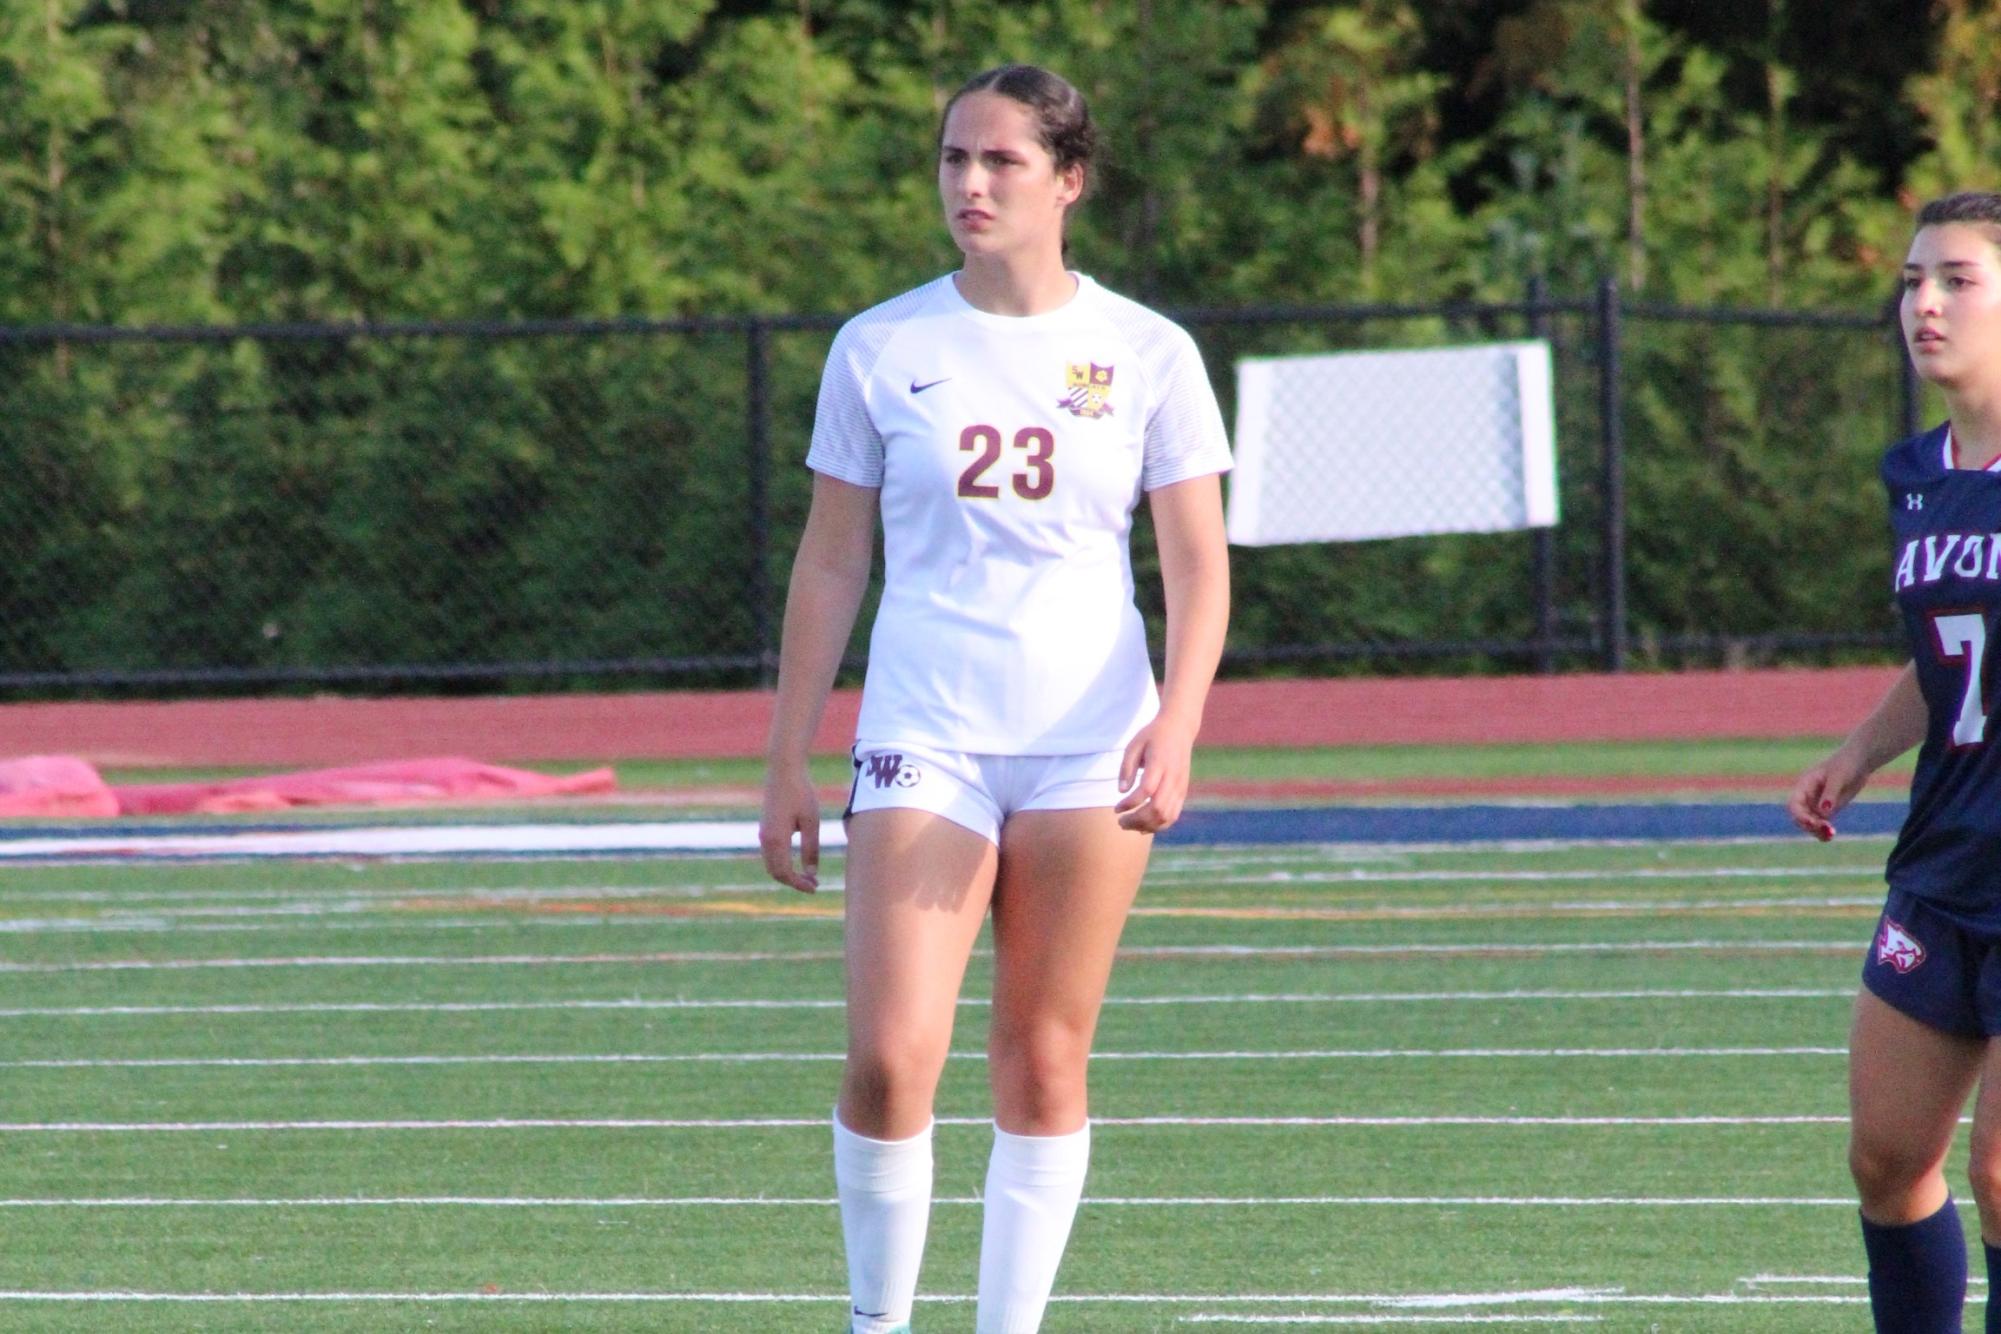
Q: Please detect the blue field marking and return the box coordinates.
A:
[0,802,1909,862]
[1158,801,1910,847]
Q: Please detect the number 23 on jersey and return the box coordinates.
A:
[957,424,1055,500]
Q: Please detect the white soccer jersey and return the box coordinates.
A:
[806,273,1232,755]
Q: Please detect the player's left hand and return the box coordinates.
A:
[1116,713,1199,833]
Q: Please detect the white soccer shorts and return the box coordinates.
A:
[844,741,1130,844]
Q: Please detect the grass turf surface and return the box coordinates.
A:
[0,751,1926,1331]
[98,736,1903,794]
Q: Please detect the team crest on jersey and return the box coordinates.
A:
[1059,362,1115,418]
[1875,918,1926,974]
[864,752,922,790]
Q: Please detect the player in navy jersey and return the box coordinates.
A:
[757,65,1231,1334]
[1790,191,2001,1333]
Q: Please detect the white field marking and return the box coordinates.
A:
[1733,1275,1993,1288]
[0,819,850,861]
[0,1288,1840,1312]
[0,950,845,973]
[0,1046,1848,1071]
[0,882,773,905]
[0,873,1886,915]
[0,862,1883,908]
[1153,867,1883,885]
[0,988,1852,1020]
[1,830,1895,875]
[1118,941,1854,957]
[1179,1317,1601,1326]
[0,1115,1867,1132]
[0,1289,1872,1309]
[0,892,1875,936]
[0,890,1883,937]
[0,1194,1863,1209]
[0,940,1857,974]
[0,911,845,937]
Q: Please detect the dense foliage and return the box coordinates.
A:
[0,0,1992,687]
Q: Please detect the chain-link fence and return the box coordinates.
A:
[0,285,1917,696]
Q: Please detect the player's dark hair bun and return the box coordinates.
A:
[1918,191,2001,235]
[940,65,1097,188]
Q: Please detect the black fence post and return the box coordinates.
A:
[746,320,775,684]
[1596,277,1628,672]
[1528,275,1557,674]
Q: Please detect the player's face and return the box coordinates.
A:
[1902,223,2001,391]
[938,92,1082,260]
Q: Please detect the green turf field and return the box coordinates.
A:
[100,736,1894,795]
[0,807,1928,1332]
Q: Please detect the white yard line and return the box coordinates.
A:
[0,988,1852,1019]
[0,940,1858,974]
[0,1194,1864,1208]
[0,1046,1848,1070]
[0,1115,1867,1132]
[0,892,1883,938]
[0,864,1888,909]
[0,1288,1871,1307]
[0,820,849,861]
[1179,1317,1601,1326]
[0,1285,1838,1304]
[1155,868,1882,885]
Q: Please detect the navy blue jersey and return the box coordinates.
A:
[1883,423,2001,913]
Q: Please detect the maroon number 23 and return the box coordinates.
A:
[957,424,1055,500]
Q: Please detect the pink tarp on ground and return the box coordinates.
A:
[0,756,615,818]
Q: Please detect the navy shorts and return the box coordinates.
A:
[1862,887,2001,1038]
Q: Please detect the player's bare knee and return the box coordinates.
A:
[990,1024,1090,1117]
[1850,1132,1939,1205]
[1966,1145,2001,1216]
[843,1035,949,1116]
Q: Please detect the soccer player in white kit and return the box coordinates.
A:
[758,64,1232,1334]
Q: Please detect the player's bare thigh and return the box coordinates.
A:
[1850,988,1984,1223]
[1965,1038,2001,1241]
[986,806,1154,1135]
[838,807,999,1140]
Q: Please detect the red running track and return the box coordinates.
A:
[0,667,1902,770]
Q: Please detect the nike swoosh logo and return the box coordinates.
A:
[910,377,951,394]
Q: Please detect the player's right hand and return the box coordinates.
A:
[1786,750,1869,842]
[759,767,822,893]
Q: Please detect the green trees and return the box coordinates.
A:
[0,1,1985,684]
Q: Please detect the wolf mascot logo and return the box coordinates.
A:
[1875,918,1926,975]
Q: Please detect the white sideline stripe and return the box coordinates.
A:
[0,1115,1866,1132]
[0,988,1853,1019]
[0,1046,1848,1070]
[0,1290,1872,1308]
[1122,941,1853,956]
[0,1194,1862,1209]
[1183,868,1881,885]
[0,882,773,905]
[0,863,1888,908]
[1732,1275,1997,1288]
[1180,1318,1600,1326]
[0,888,1886,936]
[0,820,850,861]
[0,941,1857,973]
[0,915,845,938]
[0,817,1879,863]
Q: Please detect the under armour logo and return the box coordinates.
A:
[1907,493,1924,510]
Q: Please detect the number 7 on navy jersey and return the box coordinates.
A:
[1934,611,1993,747]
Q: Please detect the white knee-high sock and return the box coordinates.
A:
[833,1113,933,1334]
[975,1121,1091,1334]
